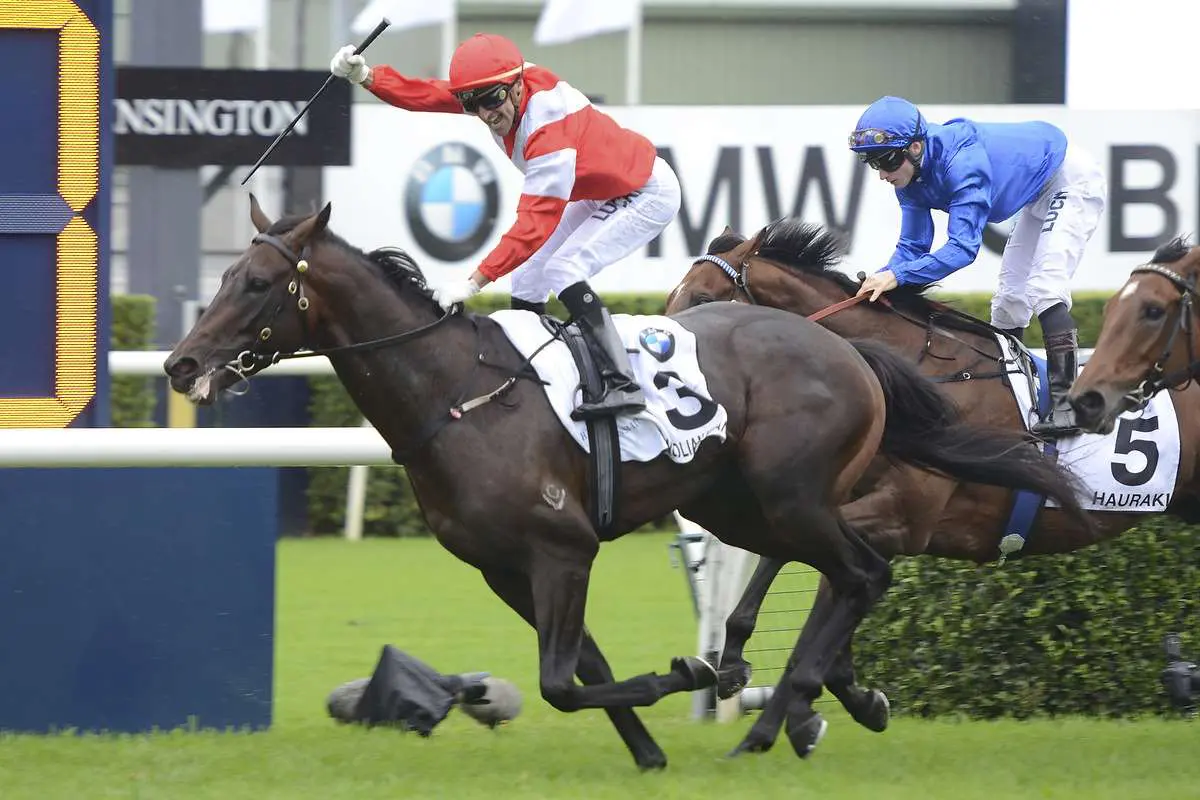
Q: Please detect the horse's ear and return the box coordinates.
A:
[249,193,272,233]
[722,224,733,236]
[742,227,767,257]
[288,202,332,247]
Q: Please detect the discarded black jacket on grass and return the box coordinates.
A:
[353,644,487,736]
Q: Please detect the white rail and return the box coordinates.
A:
[109,350,336,377]
[0,427,393,468]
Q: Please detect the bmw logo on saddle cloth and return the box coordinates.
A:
[639,328,676,362]
[404,142,501,262]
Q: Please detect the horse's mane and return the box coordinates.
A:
[752,217,1003,340]
[1153,236,1193,265]
[266,213,433,299]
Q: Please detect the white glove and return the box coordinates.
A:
[330,45,370,84]
[432,278,481,311]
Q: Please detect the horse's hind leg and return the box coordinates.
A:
[823,622,890,733]
[725,572,888,757]
[716,556,786,699]
[480,566,668,771]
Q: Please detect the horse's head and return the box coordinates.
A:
[665,219,847,315]
[1070,237,1200,434]
[665,226,760,313]
[163,194,332,403]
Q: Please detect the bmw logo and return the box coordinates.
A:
[638,328,676,362]
[404,142,500,262]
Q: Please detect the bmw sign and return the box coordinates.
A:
[404,142,500,262]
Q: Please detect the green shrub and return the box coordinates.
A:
[110,294,157,427]
[854,516,1200,718]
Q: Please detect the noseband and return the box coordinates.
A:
[1125,263,1200,405]
[695,253,759,305]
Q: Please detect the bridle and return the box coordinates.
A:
[224,232,453,387]
[1121,262,1200,406]
[692,252,877,323]
[216,232,535,461]
[694,253,761,306]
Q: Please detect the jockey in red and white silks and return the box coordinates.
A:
[330,33,681,418]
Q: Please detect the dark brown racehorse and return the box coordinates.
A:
[1071,237,1200,437]
[666,218,1200,755]
[165,198,1091,767]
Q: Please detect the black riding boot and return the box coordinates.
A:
[1000,326,1025,343]
[558,281,646,420]
[1030,306,1081,437]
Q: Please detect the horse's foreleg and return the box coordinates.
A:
[522,550,716,714]
[480,566,669,771]
[716,556,786,699]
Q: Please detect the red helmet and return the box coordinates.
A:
[448,33,525,93]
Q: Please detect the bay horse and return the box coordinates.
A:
[164,198,1091,767]
[666,218,1200,755]
[1070,237,1200,435]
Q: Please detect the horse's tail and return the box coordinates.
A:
[852,339,1095,532]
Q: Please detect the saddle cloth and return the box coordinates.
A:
[489,310,729,464]
[998,335,1180,512]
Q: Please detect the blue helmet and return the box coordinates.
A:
[848,96,927,153]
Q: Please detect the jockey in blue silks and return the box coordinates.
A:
[849,96,1107,437]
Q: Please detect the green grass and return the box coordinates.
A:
[2,534,1197,799]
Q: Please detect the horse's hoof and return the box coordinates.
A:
[854,689,890,733]
[716,661,752,700]
[786,713,828,759]
[726,733,774,758]
[635,751,668,771]
[671,656,718,690]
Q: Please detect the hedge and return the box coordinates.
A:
[304,292,1114,536]
[854,517,1199,718]
[111,294,157,427]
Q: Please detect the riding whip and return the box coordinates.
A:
[241,17,391,185]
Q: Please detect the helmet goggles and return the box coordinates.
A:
[849,128,915,172]
[455,79,517,114]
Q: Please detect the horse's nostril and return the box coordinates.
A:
[165,356,199,379]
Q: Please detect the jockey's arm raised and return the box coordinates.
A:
[364,66,464,114]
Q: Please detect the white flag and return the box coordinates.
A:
[202,0,267,33]
[534,0,640,45]
[352,0,456,34]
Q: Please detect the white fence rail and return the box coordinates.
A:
[109,350,336,377]
[0,427,393,468]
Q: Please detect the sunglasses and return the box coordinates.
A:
[858,148,908,172]
[455,81,516,114]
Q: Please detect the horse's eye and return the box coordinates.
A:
[247,277,271,292]
[694,293,715,305]
[1142,303,1166,321]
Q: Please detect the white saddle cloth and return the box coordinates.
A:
[999,335,1180,512]
[490,310,729,464]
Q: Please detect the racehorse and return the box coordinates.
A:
[1070,237,1200,437]
[666,218,1200,755]
[164,197,1091,767]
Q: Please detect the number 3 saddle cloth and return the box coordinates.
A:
[489,310,728,465]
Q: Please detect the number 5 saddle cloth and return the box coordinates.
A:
[999,334,1180,512]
